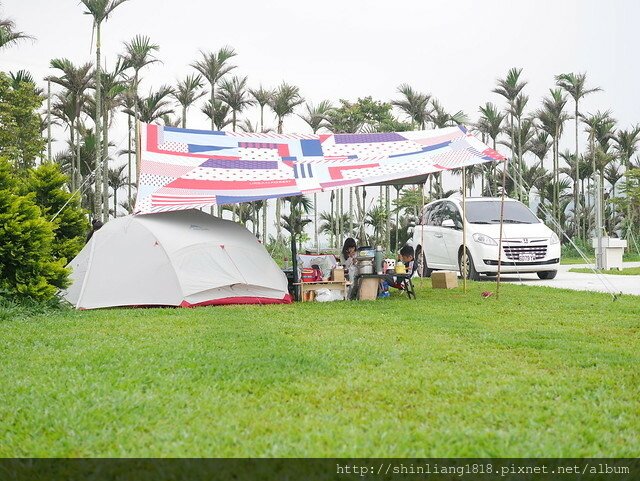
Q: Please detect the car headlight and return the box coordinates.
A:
[473,233,497,246]
[550,233,560,245]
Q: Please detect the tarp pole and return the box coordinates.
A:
[420,182,426,283]
[462,166,467,293]
[496,160,508,299]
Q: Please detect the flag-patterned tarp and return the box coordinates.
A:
[135,123,505,214]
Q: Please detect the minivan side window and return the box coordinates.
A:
[443,202,463,229]
[428,202,446,226]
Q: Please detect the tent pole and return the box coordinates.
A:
[420,181,426,283]
[496,160,508,299]
[462,167,467,293]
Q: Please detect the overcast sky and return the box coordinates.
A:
[2,0,638,239]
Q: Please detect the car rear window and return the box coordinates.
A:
[466,200,540,224]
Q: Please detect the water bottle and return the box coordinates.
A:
[375,246,384,274]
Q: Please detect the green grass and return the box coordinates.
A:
[561,252,640,265]
[1,281,639,457]
[569,267,640,275]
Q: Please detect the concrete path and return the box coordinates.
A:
[491,262,640,297]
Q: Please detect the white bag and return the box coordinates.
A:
[315,288,333,302]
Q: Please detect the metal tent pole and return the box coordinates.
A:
[462,166,467,293]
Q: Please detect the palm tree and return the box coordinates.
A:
[476,102,505,195]
[127,85,175,123]
[120,34,160,188]
[269,82,304,134]
[172,74,205,129]
[556,72,601,226]
[107,163,129,216]
[80,0,130,220]
[613,125,640,227]
[392,84,430,129]
[217,75,253,132]
[97,58,128,220]
[493,68,527,199]
[269,82,304,241]
[0,9,33,50]
[299,100,333,133]
[48,58,93,192]
[191,46,237,131]
[249,85,274,133]
[537,88,570,229]
[581,111,616,239]
[201,99,231,130]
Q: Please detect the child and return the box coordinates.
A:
[381,244,415,294]
[398,244,415,275]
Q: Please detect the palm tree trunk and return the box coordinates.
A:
[127,114,132,204]
[134,72,140,188]
[94,22,103,219]
[385,185,391,253]
[349,187,353,236]
[182,105,187,129]
[102,108,109,222]
[313,193,318,252]
[70,122,76,191]
[262,200,267,244]
[574,103,580,239]
[260,105,264,133]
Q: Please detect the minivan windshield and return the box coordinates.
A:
[466,200,540,224]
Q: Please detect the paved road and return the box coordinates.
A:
[494,262,640,297]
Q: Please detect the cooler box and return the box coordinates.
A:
[432,271,458,289]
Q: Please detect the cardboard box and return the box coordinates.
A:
[331,268,345,281]
[432,271,458,289]
[358,278,379,300]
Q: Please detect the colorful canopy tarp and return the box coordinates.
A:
[135,123,505,214]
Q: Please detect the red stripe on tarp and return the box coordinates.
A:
[166,178,297,190]
[328,163,379,180]
[147,123,159,151]
[179,294,293,307]
[277,144,290,157]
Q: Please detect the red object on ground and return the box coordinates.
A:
[481,291,494,298]
[180,294,293,307]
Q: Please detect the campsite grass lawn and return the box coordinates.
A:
[561,252,640,265]
[569,267,640,275]
[1,281,639,457]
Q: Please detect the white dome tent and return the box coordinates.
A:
[64,209,291,309]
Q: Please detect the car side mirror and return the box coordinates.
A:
[442,219,455,228]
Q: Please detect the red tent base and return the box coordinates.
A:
[179,294,292,308]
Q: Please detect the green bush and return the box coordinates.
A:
[0,158,69,300]
[20,162,89,263]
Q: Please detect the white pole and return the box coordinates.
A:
[462,166,467,293]
[496,160,508,299]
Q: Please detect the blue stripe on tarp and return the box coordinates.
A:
[307,164,313,178]
[164,126,226,135]
[458,125,468,133]
[293,164,298,178]
[300,164,306,179]
[188,144,229,153]
[421,141,452,152]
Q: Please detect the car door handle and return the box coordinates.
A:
[434,234,443,238]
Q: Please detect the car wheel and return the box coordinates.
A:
[537,270,557,280]
[459,249,480,281]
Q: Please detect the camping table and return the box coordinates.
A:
[351,273,417,300]
[294,280,351,302]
